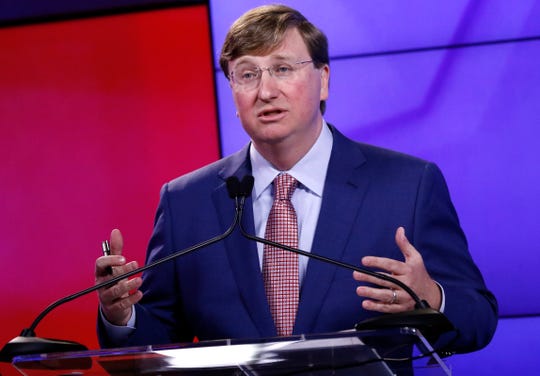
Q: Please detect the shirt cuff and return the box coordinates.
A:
[435,281,446,312]
[99,306,136,343]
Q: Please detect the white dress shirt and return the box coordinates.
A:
[250,120,333,285]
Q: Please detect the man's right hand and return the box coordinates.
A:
[95,228,143,326]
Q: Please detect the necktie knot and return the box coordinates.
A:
[273,173,297,201]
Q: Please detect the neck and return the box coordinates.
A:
[254,117,324,171]
[255,125,322,171]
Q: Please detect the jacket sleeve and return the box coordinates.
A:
[412,162,498,353]
[97,182,194,348]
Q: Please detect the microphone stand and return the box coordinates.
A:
[0,181,242,362]
[0,174,454,362]
[234,176,454,343]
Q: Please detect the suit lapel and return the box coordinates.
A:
[212,146,276,337]
[212,129,372,336]
[295,128,370,334]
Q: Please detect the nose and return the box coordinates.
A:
[260,67,275,78]
[257,68,279,101]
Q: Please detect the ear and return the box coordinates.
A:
[319,64,330,101]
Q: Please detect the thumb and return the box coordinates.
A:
[395,226,416,261]
[110,228,124,256]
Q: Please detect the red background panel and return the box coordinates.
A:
[0,5,219,350]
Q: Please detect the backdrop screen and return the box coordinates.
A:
[0,4,219,349]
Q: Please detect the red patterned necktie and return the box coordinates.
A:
[263,173,299,336]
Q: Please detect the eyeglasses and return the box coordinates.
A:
[229,59,314,90]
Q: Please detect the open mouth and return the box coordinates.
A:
[259,109,284,118]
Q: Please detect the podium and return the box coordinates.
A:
[10,328,451,375]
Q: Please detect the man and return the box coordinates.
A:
[96,5,497,354]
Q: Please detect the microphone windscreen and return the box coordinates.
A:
[225,176,241,198]
[240,175,254,197]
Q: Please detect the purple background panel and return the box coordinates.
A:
[449,316,540,374]
[211,0,540,63]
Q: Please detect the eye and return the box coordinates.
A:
[274,64,294,75]
[238,68,258,81]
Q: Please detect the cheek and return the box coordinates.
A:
[298,82,324,109]
[235,96,249,110]
[232,91,254,114]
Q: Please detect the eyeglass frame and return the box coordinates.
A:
[228,59,314,89]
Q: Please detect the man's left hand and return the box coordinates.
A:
[353,227,441,313]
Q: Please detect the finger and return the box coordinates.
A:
[395,226,417,261]
[101,290,143,325]
[110,228,124,256]
[119,290,143,308]
[110,260,139,277]
[100,276,142,304]
[356,286,397,304]
[95,255,127,278]
[362,298,402,313]
[352,271,396,289]
[104,260,139,282]
[361,255,407,276]
[116,278,143,302]
[356,287,403,313]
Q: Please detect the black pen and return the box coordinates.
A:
[101,240,113,275]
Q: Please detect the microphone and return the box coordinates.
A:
[0,176,246,362]
[234,175,454,342]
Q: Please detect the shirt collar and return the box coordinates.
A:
[250,120,333,200]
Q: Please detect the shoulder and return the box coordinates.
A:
[330,125,439,178]
[162,145,250,195]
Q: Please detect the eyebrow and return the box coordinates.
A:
[233,54,296,67]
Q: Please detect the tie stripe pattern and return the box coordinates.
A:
[263,173,299,336]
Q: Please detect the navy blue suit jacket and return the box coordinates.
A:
[98,126,497,353]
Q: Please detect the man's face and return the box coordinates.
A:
[228,28,329,152]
